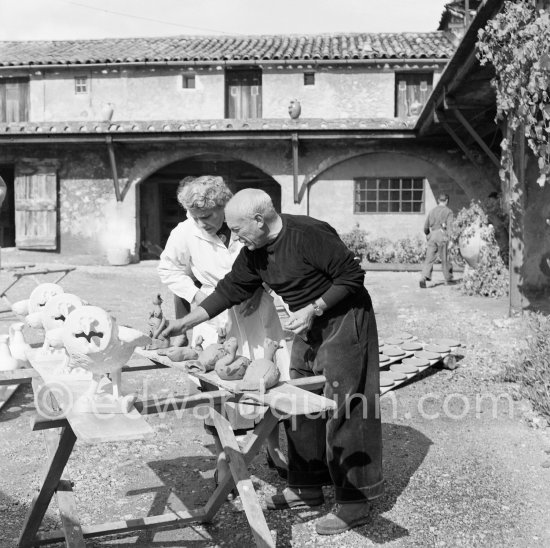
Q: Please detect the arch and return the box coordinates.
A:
[305,147,497,240]
[127,149,277,193]
[138,153,281,259]
[302,144,498,201]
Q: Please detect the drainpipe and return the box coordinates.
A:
[105,135,122,202]
[292,133,299,204]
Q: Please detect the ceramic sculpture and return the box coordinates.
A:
[62,305,151,413]
[24,283,65,329]
[0,334,19,370]
[238,338,281,392]
[214,337,251,381]
[8,322,30,368]
[145,294,169,349]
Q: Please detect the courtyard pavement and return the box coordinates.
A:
[1,254,549,547]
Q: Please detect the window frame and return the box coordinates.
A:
[394,71,433,118]
[181,74,196,89]
[304,72,315,86]
[353,177,426,215]
[74,76,88,94]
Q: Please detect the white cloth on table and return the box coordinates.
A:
[158,218,290,380]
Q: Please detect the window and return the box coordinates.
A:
[74,76,88,94]
[225,69,262,119]
[0,78,29,122]
[354,178,425,213]
[395,73,433,117]
[182,74,196,89]
[304,72,315,86]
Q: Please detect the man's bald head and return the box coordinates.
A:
[225,189,281,250]
[225,189,278,222]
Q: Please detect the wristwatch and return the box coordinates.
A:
[312,302,324,316]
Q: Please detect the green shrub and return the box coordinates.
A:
[339,226,426,264]
[449,200,509,298]
[340,224,370,261]
[503,313,550,421]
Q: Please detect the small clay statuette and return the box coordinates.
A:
[146,294,170,350]
[238,338,281,392]
[214,337,251,380]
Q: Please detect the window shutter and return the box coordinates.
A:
[14,162,58,250]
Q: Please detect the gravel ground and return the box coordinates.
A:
[1,257,550,547]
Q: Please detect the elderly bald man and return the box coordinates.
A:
[162,188,383,535]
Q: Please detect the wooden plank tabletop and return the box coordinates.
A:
[27,349,153,444]
[137,347,336,416]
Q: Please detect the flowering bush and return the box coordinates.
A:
[503,312,550,421]
[449,200,509,297]
[340,225,426,264]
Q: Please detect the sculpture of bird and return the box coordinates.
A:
[63,306,151,402]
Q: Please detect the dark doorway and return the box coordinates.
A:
[139,155,281,259]
[0,165,16,247]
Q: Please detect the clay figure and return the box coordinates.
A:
[0,334,19,370]
[238,338,281,392]
[24,283,66,330]
[157,345,199,363]
[62,305,151,412]
[8,322,31,368]
[214,337,251,381]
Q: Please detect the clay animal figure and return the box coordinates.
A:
[238,338,281,392]
[24,283,65,329]
[185,330,227,373]
[62,305,151,412]
[8,322,31,368]
[214,337,251,381]
[0,334,19,371]
[146,294,169,349]
[157,345,199,363]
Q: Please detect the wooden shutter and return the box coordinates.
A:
[14,162,58,249]
[226,70,262,118]
[0,78,29,123]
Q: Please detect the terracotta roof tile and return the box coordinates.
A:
[0,32,454,67]
[0,118,416,136]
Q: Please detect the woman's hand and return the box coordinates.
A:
[192,290,208,306]
[239,287,264,317]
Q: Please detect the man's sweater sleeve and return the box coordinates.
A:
[303,225,365,309]
[200,249,263,318]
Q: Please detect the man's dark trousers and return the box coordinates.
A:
[284,287,384,503]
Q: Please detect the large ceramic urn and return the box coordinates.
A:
[458,224,486,268]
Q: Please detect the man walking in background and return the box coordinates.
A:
[420,193,453,288]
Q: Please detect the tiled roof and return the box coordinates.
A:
[0,118,416,136]
[0,32,454,67]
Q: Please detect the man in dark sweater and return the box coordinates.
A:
[420,193,454,288]
[161,189,383,535]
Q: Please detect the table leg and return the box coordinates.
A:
[201,410,278,546]
[210,409,275,548]
[43,430,86,547]
[18,425,78,548]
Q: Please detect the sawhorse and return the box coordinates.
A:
[0,265,76,313]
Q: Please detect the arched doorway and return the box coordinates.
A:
[139,154,280,259]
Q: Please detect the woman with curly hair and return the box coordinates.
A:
[158,174,289,483]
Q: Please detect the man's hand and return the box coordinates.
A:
[239,288,263,317]
[283,304,316,335]
[159,318,190,340]
[159,306,211,340]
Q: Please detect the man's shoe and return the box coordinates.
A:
[266,487,324,510]
[315,502,371,535]
[419,279,427,289]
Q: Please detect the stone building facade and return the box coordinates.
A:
[0,31,500,262]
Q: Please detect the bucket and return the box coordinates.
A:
[106,246,131,266]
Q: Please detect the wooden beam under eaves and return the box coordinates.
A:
[105,136,122,202]
[292,133,299,204]
[450,107,500,169]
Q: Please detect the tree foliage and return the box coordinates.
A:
[477,0,550,186]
